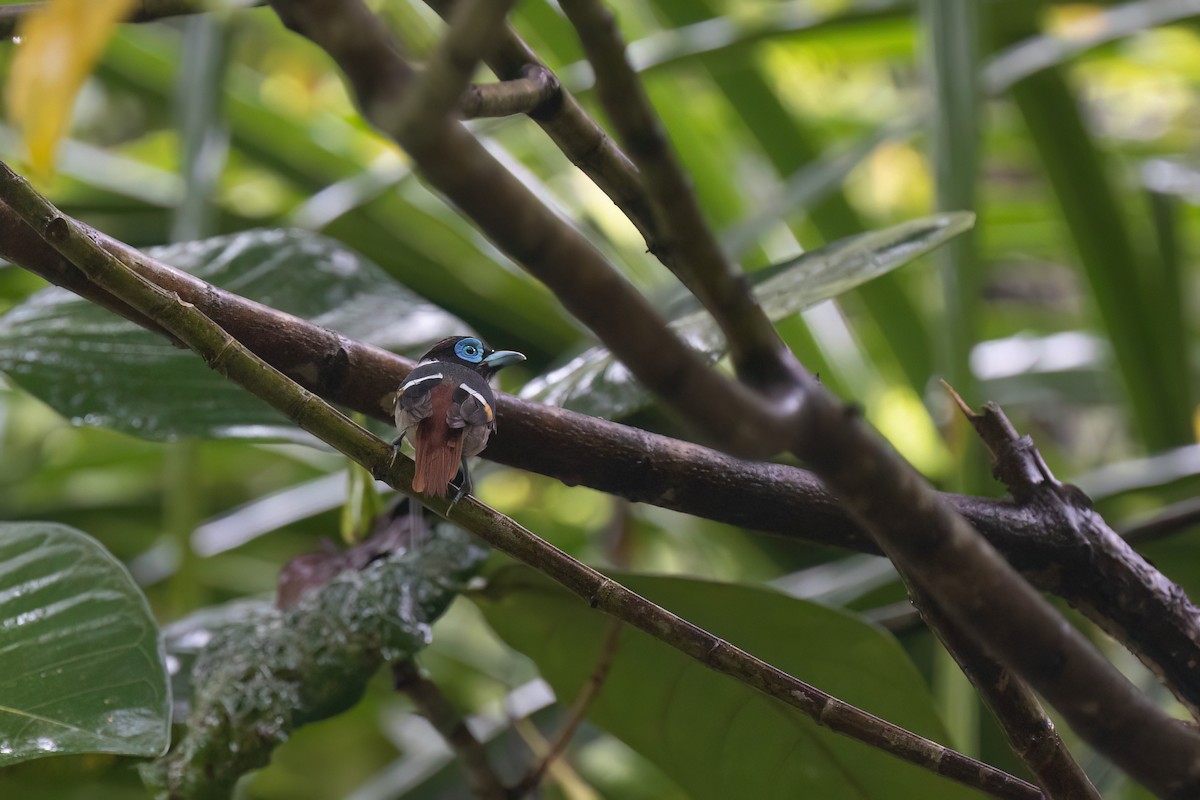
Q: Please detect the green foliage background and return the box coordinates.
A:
[0,0,1197,798]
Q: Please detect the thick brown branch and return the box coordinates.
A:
[795,384,1200,797]
[267,0,794,459]
[558,0,801,394]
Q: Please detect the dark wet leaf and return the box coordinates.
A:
[0,522,170,766]
[476,567,979,800]
[0,228,467,441]
[521,213,974,418]
[141,526,486,800]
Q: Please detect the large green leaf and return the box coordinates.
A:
[142,524,487,799]
[521,213,973,418]
[475,566,981,800]
[0,228,466,441]
[0,522,170,766]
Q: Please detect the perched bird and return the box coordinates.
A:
[393,335,525,500]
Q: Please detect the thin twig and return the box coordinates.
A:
[911,586,1101,800]
[510,620,621,799]
[5,203,1200,723]
[0,161,1039,800]
[461,65,559,119]
[1123,497,1200,545]
[558,0,801,394]
[392,660,508,800]
[388,0,517,139]
[422,0,659,265]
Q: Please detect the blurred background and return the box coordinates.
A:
[0,0,1198,797]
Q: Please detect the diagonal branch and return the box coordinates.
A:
[558,0,801,394]
[0,160,1039,800]
[789,370,1200,796]
[911,585,1101,800]
[392,660,508,800]
[268,0,794,459]
[388,0,517,138]
[4,201,1200,722]
[421,0,660,270]
[510,619,621,799]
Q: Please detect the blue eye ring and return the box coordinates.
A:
[455,337,485,363]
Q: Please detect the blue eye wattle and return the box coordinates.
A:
[455,337,485,363]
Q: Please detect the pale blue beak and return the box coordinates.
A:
[483,350,526,369]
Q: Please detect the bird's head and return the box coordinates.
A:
[419,335,526,377]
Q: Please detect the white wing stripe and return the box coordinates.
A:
[460,384,490,408]
[400,373,443,391]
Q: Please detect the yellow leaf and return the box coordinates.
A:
[7,0,137,176]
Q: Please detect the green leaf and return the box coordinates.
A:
[475,566,980,800]
[521,213,973,418]
[0,521,170,766]
[0,228,467,441]
[142,525,487,800]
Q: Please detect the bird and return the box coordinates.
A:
[393,335,525,501]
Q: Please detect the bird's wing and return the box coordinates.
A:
[447,383,495,431]
[394,371,442,431]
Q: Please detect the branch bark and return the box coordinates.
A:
[911,585,1101,800]
[0,160,1040,800]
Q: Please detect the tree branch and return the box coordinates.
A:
[785,370,1200,796]
[912,585,1101,800]
[389,0,517,138]
[4,201,1200,724]
[392,660,508,800]
[0,160,1039,800]
[558,0,802,394]
[510,620,621,799]
[461,65,559,120]
[421,0,660,268]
